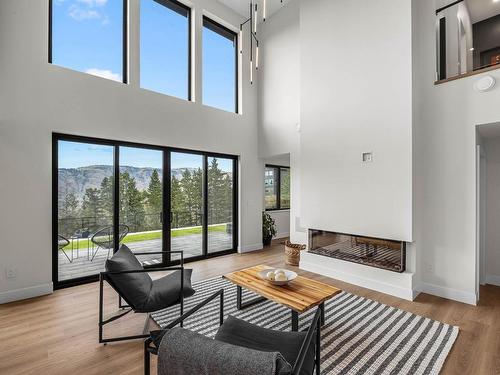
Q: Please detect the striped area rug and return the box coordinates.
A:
[151,276,458,375]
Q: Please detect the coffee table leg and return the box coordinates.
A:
[320,302,325,326]
[291,311,299,332]
[236,286,266,310]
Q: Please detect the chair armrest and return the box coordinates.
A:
[133,251,184,265]
[101,266,183,276]
[292,307,322,375]
[145,289,225,354]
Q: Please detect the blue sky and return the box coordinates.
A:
[52,0,237,112]
[59,141,232,172]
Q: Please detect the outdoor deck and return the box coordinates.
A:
[58,232,233,281]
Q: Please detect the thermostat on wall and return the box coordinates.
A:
[362,152,373,163]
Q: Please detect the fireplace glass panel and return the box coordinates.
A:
[308,230,405,273]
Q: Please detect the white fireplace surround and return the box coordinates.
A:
[300,251,417,301]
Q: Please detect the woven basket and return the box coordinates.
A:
[284,241,307,266]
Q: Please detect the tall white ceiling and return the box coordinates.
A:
[465,0,500,23]
[217,0,288,20]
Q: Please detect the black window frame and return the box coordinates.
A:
[265,164,290,211]
[52,133,239,289]
[202,16,239,114]
[140,0,193,101]
[48,0,129,84]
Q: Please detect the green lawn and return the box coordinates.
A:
[60,224,227,251]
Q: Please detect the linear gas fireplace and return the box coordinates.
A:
[308,230,406,273]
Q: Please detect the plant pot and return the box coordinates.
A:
[284,241,306,266]
[263,236,273,247]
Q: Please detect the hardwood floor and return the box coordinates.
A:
[1,239,500,375]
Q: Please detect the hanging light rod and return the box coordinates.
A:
[240,0,286,84]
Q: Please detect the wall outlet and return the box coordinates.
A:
[423,262,434,274]
[362,152,373,163]
[5,267,17,279]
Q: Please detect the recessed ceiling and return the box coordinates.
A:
[217,0,288,20]
[466,0,500,23]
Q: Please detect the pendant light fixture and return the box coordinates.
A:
[240,0,285,84]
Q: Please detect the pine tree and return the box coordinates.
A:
[171,175,185,228]
[81,188,100,221]
[120,172,146,232]
[147,170,162,213]
[146,169,163,230]
[99,177,114,222]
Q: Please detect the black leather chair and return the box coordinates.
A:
[144,306,322,375]
[99,245,223,344]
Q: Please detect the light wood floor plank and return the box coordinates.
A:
[1,239,499,374]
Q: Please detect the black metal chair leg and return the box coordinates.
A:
[144,339,151,375]
[316,319,321,374]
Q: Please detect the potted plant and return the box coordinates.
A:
[262,211,277,246]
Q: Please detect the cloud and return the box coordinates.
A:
[68,5,101,20]
[77,0,108,7]
[85,68,122,82]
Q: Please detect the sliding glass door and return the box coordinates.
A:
[53,134,238,288]
[208,157,236,254]
[119,146,164,266]
[171,152,204,260]
[56,140,115,282]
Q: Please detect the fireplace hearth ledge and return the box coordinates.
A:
[300,252,417,301]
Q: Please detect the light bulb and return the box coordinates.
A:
[254,4,258,33]
[256,45,259,70]
[250,60,253,84]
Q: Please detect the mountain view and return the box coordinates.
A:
[58,165,199,201]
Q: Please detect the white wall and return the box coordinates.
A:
[0,0,262,302]
[300,0,413,242]
[259,0,305,244]
[413,0,500,304]
[484,137,500,286]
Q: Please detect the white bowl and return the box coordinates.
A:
[258,268,298,286]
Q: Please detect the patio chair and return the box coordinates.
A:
[90,224,129,261]
[58,234,72,263]
[99,244,224,344]
[144,306,322,375]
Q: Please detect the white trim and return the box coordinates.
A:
[417,282,477,306]
[0,283,53,304]
[485,274,500,287]
[239,242,263,253]
[300,253,416,301]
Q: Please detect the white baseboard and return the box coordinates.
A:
[300,253,416,301]
[417,282,477,306]
[275,232,290,239]
[239,243,263,253]
[0,282,53,304]
[485,274,500,287]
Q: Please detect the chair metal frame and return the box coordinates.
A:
[143,300,322,375]
[91,224,129,262]
[99,250,193,344]
[57,234,72,263]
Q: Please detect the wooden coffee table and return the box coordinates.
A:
[223,265,341,331]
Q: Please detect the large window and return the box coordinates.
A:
[53,134,238,288]
[265,165,290,211]
[202,17,238,113]
[140,0,191,99]
[49,0,126,83]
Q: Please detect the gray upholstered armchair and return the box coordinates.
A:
[98,245,223,344]
[144,306,322,375]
